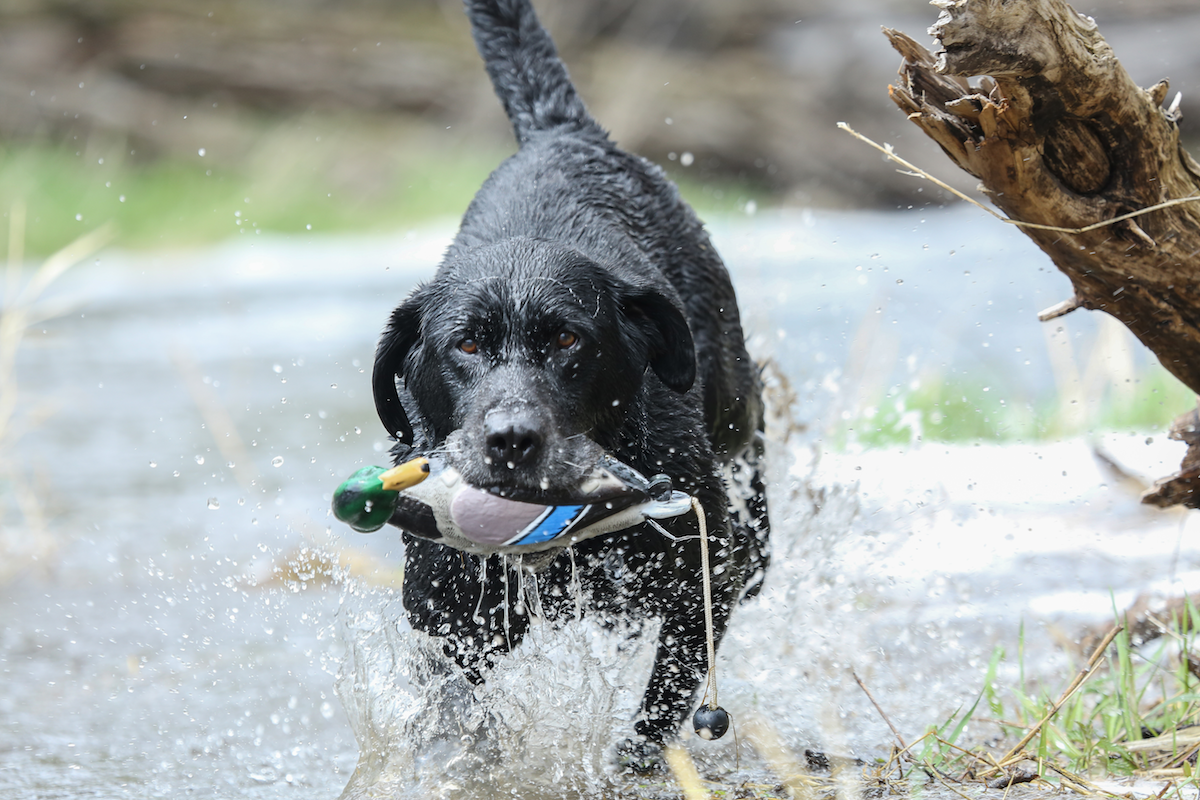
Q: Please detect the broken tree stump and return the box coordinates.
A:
[885,0,1200,508]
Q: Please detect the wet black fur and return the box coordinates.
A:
[371,0,770,753]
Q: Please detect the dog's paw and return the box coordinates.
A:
[615,737,664,774]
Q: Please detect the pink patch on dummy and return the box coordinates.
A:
[450,486,548,545]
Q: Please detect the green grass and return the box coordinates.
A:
[0,139,770,256]
[0,139,510,255]
[903,606,1200,794]
[837,365,1197,447]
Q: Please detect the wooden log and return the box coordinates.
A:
[885,0,1200,508]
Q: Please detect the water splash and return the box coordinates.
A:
[330,439,892,796]
[335,585,660,799]
[328,430,1101,796]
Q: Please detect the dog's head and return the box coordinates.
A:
[373,238,695,493]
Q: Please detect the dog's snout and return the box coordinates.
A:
[484,410,544,466]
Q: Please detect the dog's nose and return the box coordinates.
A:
[484,411,544,467]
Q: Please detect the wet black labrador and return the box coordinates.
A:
[370,0,769,762]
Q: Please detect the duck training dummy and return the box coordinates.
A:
[333,440,693,557]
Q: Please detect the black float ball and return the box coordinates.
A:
[693,704,730,740]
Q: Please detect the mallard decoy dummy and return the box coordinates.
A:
[332,453,691,556]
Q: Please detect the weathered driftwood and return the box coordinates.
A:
[886,0,1200,508]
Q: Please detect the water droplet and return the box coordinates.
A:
[227,461,236,468]
[272,456,284,468]
[238,498,246,506]
[148,461,157,468]
[198,147,206,157]
[330,383,337,389]
[273,364,283,374]
[207,497,220,510]
[895,279,904,285]
[353,427,361,435]
[195,455,205,465]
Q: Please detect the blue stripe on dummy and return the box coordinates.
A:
[510,504,585,546]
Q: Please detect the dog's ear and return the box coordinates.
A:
[372,289,426,444]
[620,284,696,394]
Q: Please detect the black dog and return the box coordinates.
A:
[371,0,769,761]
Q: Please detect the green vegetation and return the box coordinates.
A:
[902,606,1200,794]
[0,140,769,256]
[654,612,1200,799]
[0,140,509,255]
[839,364,1196,447]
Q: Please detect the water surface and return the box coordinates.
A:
[3,207,1195,798]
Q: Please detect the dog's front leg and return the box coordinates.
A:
[400,533,529,683]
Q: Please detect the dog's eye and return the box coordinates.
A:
[458,338,479,355]
[556,330,578,349]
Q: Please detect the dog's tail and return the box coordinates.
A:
[465,0,601,144]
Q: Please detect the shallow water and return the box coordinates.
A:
[3,207,1197,798]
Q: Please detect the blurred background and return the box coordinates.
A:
[1,0,1199,254]
[5,2,1200,798]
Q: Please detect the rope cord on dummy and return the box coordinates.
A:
[690,496,730,741]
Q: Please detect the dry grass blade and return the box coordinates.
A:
[15,223,113,306]
[4,203,23,309]
[1,216,113,439]
[169,343,395,589]
[1044,762,1107,797]
[664,744,709,800]
[837,123,1200,235]
[744,715,829,800]
[853,671,908,750]
[1,210,113,583]
[170,346,260,493]
[984,625,1123,776]
[930,770,977,800]
[1122,728,1200,754]
[855,671,998,786]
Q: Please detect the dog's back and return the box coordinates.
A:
[462,0,764,466]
